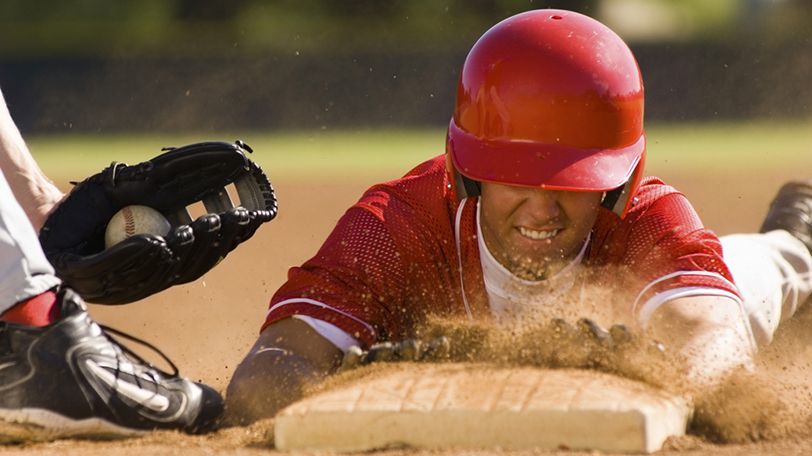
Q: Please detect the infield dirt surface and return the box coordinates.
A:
[5,166,812,455]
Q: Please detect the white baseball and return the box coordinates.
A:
[104,205,171,248]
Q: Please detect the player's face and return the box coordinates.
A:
[479,182,603,280]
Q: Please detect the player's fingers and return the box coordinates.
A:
[550,318,577,340]
[609,324,633,346]
[366,342,396,363]
[421,336,451,361]
[338,346,364,372]
[396,339,421,361]
[577,318,612,347]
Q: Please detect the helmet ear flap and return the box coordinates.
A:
[601,185,624,214]
[459,175,481,199]
[601,154,646,218]
[445,144,481,201]
[601,184,630,217]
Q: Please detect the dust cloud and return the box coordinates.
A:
[691,303,812,443]
[312,280,812,446]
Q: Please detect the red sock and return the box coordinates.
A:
[2,291,59,327]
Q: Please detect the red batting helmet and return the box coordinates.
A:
[446,9,646,218]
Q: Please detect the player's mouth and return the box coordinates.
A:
[518,226,559,240]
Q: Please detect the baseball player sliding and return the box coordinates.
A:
[226,9,812,424]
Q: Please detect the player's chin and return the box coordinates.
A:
[508,249,563,269]
[510,241,579,270]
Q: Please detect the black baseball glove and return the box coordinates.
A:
[39,140,277,304]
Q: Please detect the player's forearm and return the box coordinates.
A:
[0,89,63,231]
[225,317,343,425]
[648,295,755,389]
[225,349,329,425]
[671,323,754,388]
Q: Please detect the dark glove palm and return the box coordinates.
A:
[39,140,277,304]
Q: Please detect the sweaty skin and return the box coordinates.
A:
[479,182,602,281]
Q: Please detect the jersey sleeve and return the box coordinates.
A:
[593,180,742,325]
[263,167,460,348]
[263,204,409,347]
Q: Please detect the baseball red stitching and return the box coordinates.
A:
[123,207,136,237]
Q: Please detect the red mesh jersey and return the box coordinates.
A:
[264,155,739,346]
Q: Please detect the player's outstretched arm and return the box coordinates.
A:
[225,317,343,425]
[647,295,755,388]
[0,88,64,230]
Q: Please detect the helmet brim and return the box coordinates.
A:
[448,121,645,192]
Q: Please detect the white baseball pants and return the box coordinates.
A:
[0,169,60,313]
[722,230,812,346]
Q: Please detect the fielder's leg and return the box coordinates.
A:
[0,168,225,439]
[0,167,60,311]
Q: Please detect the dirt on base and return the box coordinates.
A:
[6,169,812,455]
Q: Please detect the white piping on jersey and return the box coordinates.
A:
[292,315,360,353]
[454,198,475,320]
[637,285,741,324]
[267,298,377,338]
[632,270,738,315]
[636,285,757,351]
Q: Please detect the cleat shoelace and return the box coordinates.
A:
[99,325,180,379]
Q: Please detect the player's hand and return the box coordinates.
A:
[559,318,634,348]
[544,318,662,368]
[548,317,631,347]
[39,140,277,304]
[337,336,451,372]
[544,317,672,386]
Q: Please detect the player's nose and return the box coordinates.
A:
[520,188,561,220]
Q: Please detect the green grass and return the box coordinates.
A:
[28,129,446,180]
[27,120,812,181]
[644,120,812,174]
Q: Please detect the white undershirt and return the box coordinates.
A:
[476,200,589,325]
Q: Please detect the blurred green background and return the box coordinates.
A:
[25,120,812,179]
[1,0,809,56]
[1,0,810,135]
[1,0,810,182]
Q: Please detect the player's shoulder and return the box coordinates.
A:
[627,176,690,215]
[382,154,449,192]
[356,154,453,216]
[590,175,709,264]
[593,176,697,237]
[636,176,681,199]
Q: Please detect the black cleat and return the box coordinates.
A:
[760,180,812,254]
[0,287,223,442]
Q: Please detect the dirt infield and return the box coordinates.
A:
[5,168,812,454]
